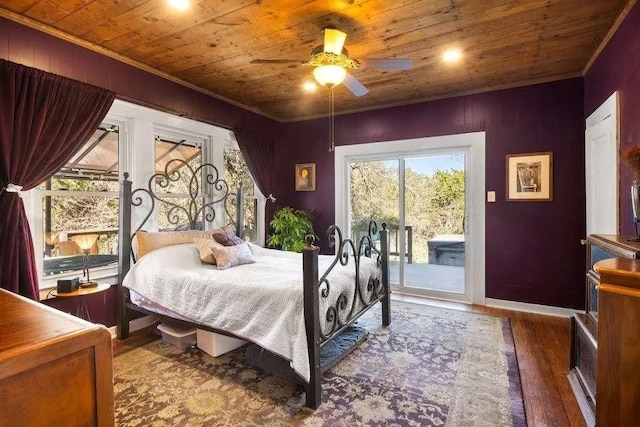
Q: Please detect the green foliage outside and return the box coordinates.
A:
[49,180,118,227]
[267,207,315,253]
[350,161,465,263]
[44,178,120,262]
[48,179,119,233]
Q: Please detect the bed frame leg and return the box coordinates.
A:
[116,290,129,340]
[303,235,322,409]
[117,173,132,340]
[380,223,391,327]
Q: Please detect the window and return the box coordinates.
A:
[224,147,260,242]
[152,137,262,242]
[38,123,120,278]
[154,135,204,230]
[27,99,266,289]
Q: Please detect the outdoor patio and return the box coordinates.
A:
[389,261,464,294]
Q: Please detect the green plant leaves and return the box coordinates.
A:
[267,207,315,253]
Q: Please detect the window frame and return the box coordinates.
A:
[28,117,126,290]
[26,99,265,292]
[223,144,265,245]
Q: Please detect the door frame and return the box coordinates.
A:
[334,132,486,304]
[585,91,619,235]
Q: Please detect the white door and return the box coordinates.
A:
[585,92,618,235]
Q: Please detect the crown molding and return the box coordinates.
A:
[285,71,583,122]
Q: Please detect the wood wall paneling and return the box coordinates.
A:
[0,0,629,120]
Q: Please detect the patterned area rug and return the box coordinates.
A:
[114,302,527,426]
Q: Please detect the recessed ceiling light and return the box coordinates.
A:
[168,0,189,11]
[443,49,463,63]
[302,81,317,92]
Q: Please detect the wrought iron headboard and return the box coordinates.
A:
[119,159,244,264]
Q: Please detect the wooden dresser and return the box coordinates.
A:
[0,289,114,426]
[568,235,640,426]
[594,258,640,426]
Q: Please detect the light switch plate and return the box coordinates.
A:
[487,191,496,202]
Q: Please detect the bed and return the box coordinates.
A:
[116,160,391,408]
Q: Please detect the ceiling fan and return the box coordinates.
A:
[250,28,412,97]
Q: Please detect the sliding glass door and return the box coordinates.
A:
[350,160,400,286]
[348,151,468,300]
[403,154,466,296]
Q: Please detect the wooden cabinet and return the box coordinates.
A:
[595,258,640,426]
[568,235,640,426]
[0,289,114,426]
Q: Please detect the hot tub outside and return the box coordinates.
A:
[427,235,465,267]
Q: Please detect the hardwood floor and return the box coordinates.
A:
[112,295,585,426]
[112,326,158,356]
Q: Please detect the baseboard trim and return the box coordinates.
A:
[485,298,581,318]
[567,371,595,427]
[108,314,159,338]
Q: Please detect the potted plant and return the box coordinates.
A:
[267,207,315,252]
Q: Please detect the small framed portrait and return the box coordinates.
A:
[295,163,316,192]
[506,152,553,201]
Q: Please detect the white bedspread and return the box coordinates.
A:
[122,243,381,381]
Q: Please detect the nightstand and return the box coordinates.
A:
[53,283,111,321]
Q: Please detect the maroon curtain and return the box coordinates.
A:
[0,60,115,300]
[233,127,276,201]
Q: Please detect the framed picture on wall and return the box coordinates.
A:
[506,152,553,201]
[295,163,316,191]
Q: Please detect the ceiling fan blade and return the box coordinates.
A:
[324,28,347,55]
[343,72,369,97]
[250,59,306,64]
[359,58,412,70]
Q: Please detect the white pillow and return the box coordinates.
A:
[135,230,215,258]
[212,243,255,270]
[193,238,224,264]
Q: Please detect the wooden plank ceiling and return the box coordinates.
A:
[1,0,630,121]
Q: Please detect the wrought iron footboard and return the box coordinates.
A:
[302,221,391,408]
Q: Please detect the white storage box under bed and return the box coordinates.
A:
[197,329,247,357]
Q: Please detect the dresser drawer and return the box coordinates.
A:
[572,315,597,408]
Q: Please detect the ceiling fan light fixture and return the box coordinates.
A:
[313,65,347,87]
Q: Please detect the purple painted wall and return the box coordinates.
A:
[584,2,640,236]
[277,79,586,309]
